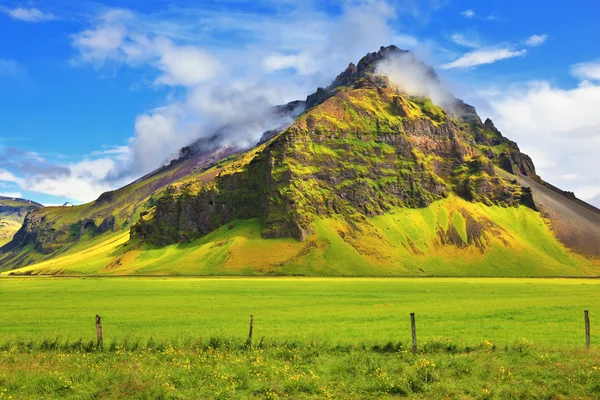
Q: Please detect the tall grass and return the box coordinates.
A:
[1,337,599,399]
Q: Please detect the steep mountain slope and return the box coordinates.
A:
[0,145,239,268]
[514,174,600,256]
[0,196,42,247]
[2,46,600,276]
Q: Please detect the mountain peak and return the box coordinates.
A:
[356,45,406,73]
[329,45,406,90]
[305,45,448,111]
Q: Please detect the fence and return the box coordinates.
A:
[91,310,592,352]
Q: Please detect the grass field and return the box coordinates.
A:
[1,277,600,399]
[1,277,599,399]
[1,277,597,346]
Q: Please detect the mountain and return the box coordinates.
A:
[2,45,600,276]
[0,196,42,248]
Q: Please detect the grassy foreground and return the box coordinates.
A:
[1,339,599,399]
[1,277,598,398]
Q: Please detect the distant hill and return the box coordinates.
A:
[2,46,600,276]
[0,196,42,248]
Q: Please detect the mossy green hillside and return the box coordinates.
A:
[133,77,538,250]
[6,195,599,276]
[0,147,237,269]
[1,46,594,276]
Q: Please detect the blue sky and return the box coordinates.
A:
[1,0,600,206]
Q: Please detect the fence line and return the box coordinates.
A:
[85,311,591,350]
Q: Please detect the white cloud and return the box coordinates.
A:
[441,48,526,69]
[555,173,582,181]
[127,106,182,174]
[1,7,55,22]
[524,34,548,47]
[571,61,600,81]
[91,146,129,156]
[0,169,21,184]
[376,52,451,106]
[0,192,23,199]
[393,34,419,49]
[25,158,118,202]
[451,33,480,48]
[263,53,317,75]
[154,39,220,86]
[461,9,475,18]
[0,148,130,203]
[69,1,402,183]
[71,9,134,65]
[71,9,219,87]
[481,75,600,202]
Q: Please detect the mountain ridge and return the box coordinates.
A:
[2,45,600,276]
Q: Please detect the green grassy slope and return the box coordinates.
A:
[0,148,236,268]
[5,195,598,276]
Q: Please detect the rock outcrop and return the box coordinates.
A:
[132,47,540,245]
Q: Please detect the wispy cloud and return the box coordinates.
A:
[0,169,21,185]
[451,33,481,48]
[524,34,548,47]
[393,33,419,49]
[571,61,600,81]
[459,9,497,21]
[1,7,55,22]
[262,52,317,75]
[90,146,129,157]
[0,147,128,202]
[441,48,526,69]
[71,9,220,86]
[0,192,23,199]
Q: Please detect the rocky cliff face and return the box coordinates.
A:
[0,146,239,262]
[132,46,538,245]
[0,197,42,247]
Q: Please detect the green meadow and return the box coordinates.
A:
[1,277,597,346]
[1,277,600,399]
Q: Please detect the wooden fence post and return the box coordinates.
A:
[410,313,417,353]
[95,314,103,348]
[585,310,591,349]
[246,315,254,346]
